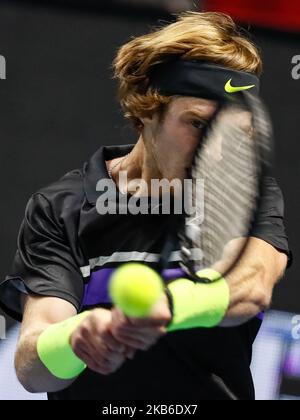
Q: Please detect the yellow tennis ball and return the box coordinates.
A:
[109,263,164,318]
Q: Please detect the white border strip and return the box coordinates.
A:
[80,249,203,278]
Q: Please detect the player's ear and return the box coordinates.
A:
[140,115,155,125]
[140,113,161,133]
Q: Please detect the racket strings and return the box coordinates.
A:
[185,98,267,271]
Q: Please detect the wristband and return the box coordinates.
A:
[166,269,230,332]
[37,312,90,380]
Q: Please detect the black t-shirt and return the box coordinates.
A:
[0,145,291,400]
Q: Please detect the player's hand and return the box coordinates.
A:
[70,308,133,376]
[110,293,172,351]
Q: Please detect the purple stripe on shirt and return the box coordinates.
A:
[82,267,185,307]
[83,268,114,306]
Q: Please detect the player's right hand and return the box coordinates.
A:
[110,293,171,352]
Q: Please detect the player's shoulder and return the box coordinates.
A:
[26,144,133,217]
[29,169,85,220]
[37,168,84,201]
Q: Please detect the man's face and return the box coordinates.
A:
[142,96,218,180]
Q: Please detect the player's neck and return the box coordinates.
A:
[116,137,163,197]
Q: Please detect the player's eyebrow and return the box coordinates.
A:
[182,110,212,121]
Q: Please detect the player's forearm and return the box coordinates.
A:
[220,263,271,327]
[15,327,76,393]
[220,240,287,327]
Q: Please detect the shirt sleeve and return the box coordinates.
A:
[251,176,292,265]
[0,193,84,321]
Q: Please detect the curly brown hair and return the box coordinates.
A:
[113,11,262,131]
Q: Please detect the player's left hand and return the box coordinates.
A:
[109,293,172,352]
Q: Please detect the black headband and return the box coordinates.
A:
[148,59,260,101]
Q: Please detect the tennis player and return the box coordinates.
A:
[0,12,291,400]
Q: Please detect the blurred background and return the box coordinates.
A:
[0,0,299,400]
